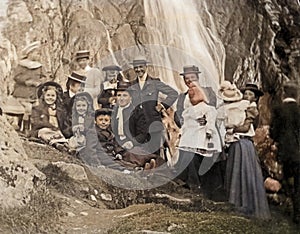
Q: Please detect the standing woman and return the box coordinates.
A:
[218,81,270,219]
[31,81,68,150]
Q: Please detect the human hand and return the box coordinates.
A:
[122,141,133,150]
[108,96,117,105]
[72,124,84,133]
[155,103,165,113]
[196,115,207,126]
[264,177,281,192]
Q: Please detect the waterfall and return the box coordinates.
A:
[143,0,225,92]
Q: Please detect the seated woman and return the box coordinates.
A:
[68,92,101,167]
[31,81,68,151]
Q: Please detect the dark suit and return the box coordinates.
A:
[127,75,178,154]
[270,100,300,222]
[111,104,149,146]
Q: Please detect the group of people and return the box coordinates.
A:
[4,41,300,224]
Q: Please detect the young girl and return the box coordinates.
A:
[69,92,101,166]
[31,81,68,150]
[218,81,270,219]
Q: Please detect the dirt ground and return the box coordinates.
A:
[4,138,297,234]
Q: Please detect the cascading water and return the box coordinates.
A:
[143,0,225,92]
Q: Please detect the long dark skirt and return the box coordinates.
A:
[225,139,271,219]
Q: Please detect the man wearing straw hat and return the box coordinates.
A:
[11,41,47,134]
[127,56,178,155]
[74,50,103,109]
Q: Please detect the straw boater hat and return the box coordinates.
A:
[95,108,113,118]
[240,82,264,97]
[21,41,41,59]
[67,72,86,83]
[102,65,122,72]
[75,50,90,60]
[37,81,63,99]
[218,81,243,102]
[130,56,149,67]
[179,65,202,76]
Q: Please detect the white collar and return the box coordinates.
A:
[283,98,297,103]
[69,90,76,98]
[119,102,131,110]
[85,65,92,71]
[138,72,148,82]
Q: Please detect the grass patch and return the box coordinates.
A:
[108,204,299,234]
[0,186,63,233]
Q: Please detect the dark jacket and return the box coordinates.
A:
[270,101,300,162]
[111,104,149,145]
[12,63,45,100]
[31,103,66,137]
[127,75,178,133]
[62,91,72,115]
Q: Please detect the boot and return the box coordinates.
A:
[17,115,23,131]
[22,119,31,137]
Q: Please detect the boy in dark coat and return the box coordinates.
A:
[270,81,300,225]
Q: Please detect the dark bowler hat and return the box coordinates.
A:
[37,81,63,99]
[95,108,113,118]
[179,65,202,76]
[102,65,122,71]
[75,50,90,60]
[67,72,86,83]
[115,80,131,91]
[240,83,263,97]
[130,56,149,67]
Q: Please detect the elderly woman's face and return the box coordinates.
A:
[184,73,198,88]
[44,89,57,105]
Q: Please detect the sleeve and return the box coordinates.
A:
[233,102,257,133]
[206,106,217,135]
[155,80,178,109]
[13,66,28,84]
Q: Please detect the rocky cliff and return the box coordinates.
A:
[0,0,299,115]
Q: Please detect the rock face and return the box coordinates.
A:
[0,0,299,113]
[0,116,45,208]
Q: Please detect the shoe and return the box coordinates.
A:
[149,159,156,169]
[144,163,151,170]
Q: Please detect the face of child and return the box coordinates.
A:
[44,89,57,105]
[117,91,131,107]
[96,115,111,130]
[76,100,88,115]
[70,82,82,94]
[243,90,257,102]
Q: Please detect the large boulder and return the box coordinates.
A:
[0,116,45,208]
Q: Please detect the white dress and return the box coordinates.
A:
[178,96,222,157]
